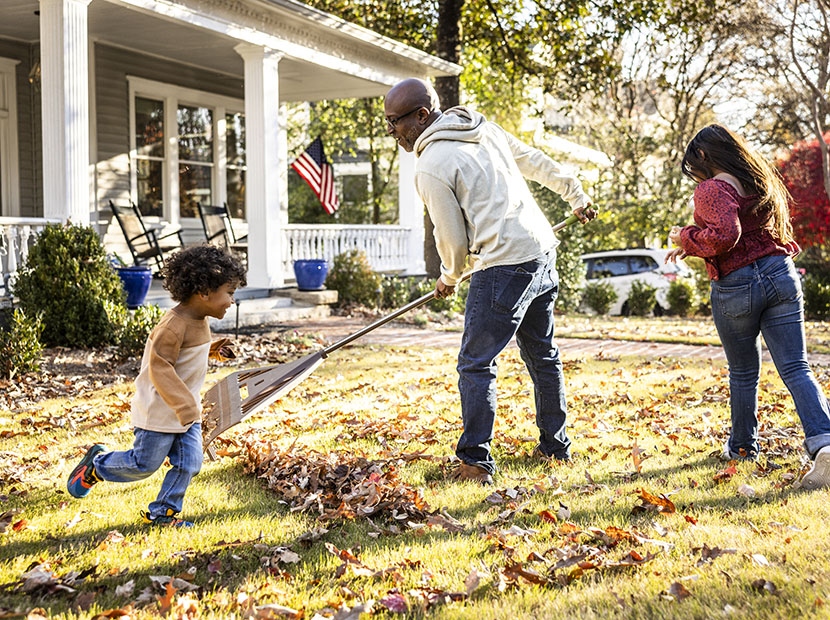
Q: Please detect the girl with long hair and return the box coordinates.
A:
[668,124,830,489]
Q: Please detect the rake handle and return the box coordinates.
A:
[320,212,585,357]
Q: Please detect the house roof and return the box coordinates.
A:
[0,0,460,101]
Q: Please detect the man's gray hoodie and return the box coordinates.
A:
[413,106,592,285]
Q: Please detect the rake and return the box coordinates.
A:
[201,213,584,458]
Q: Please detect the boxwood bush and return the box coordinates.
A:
[325,250,383,308]
[582,279,618,315]
[0,308,44,378]
[666,278,696,316]
[14,223,126,347]
[627,279,657,316]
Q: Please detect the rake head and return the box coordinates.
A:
[201,351,324,458]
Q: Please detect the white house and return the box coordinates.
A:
[0,0,460,295]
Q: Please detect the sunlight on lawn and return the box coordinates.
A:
[555,314,830,355]
[1,346,829,619]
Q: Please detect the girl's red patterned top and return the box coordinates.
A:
[678,178,799,280]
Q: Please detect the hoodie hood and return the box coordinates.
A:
[414,106,486,157]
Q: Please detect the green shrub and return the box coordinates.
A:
[804,276,830,319]
[325,250,383,308]
[381,275,420,309]
[528,182,588,312]
[666,278,696,316]
[0,308,44,378]
[582,279,618,315]
[627,279,657,316]
[107,302,165,359]
[411,277,469,313]
[683,257,711,314]
[14,223,126,347]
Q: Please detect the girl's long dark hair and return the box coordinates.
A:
[681,124,793,244]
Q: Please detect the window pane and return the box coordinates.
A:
[135,97,164,158]
[589,257,629,278]
[179,163,212,218]
[227,167,245,219]
[226,112,245,167]
[136,159,163,217]
[629,256,657,274]
[178,105,213,162]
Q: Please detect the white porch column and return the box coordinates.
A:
[397,148,426,275]
[235,43,285,289]
[39,0,92,224]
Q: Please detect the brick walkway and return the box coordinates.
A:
[280,316,830,365]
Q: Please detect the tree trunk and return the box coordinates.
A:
[424,0,464,278]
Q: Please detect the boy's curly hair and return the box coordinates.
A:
[162,245,247,302]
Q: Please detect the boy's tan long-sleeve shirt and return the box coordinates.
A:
[131,308,211,433]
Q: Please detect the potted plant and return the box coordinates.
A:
[293,258,329,291]
[110,255,153,309]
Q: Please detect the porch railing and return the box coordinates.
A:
[0,217,61,297]
[282,224,411,278]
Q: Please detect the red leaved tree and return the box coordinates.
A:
[778,133,830,247]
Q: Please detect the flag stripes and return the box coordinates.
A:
[291,137,339,215]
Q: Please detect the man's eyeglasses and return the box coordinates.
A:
[386,106,427,129]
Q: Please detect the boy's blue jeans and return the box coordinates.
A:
[456,250,570,474]
[711,255,830,459]
[93,423,202,518]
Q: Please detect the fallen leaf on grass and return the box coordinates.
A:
[738,484,757,498]
[157,582,176,615]
[713,465,738,483]
[632,489,676,514]
[751,579,778,595]
[667,581,692,600]
[379,591,408,613]
[0,509,22,533]
[751,554,770,567]
[695,544,737,566]
[89,606,136,620]
[114,580,135,598]
[253,603,303,618]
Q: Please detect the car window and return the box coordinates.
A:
[588,257,630,279]
[629,255,658,274]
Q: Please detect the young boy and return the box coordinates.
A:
[67,245,246,526]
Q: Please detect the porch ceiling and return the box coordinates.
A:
[0,0,457,101]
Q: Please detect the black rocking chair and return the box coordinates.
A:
[109,200,183,270]
[197,203,248,253]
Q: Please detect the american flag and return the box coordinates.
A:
[291,137,339,215]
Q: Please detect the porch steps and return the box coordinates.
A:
[143,282,338,332]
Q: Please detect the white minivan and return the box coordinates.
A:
[580,249,692,315]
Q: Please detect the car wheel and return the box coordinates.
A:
[653,304,664,317]
[621,301,631,316]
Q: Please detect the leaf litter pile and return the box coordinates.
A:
[2,339,830,618]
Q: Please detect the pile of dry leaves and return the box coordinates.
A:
[240,439,448,528]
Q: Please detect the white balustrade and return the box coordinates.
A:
[0,217,61,297]
[282,224,411,279]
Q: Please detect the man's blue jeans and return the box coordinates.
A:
[456,250,570,474]
[93,423,202,517]
[711,255,830,459]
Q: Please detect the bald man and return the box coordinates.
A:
[385,78,594,484]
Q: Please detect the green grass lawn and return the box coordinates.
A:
[2,345,830,619]
[553,314,830,355]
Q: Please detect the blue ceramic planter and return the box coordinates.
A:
[293,259,329,291]
[117,266,153,309]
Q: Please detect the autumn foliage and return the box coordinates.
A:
[778,133,830,247]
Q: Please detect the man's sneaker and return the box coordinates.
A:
[67,444,105,498]
[141,509,194,527]
[449,462,493,486]
[801,446,830,490]
[721,440,757,461]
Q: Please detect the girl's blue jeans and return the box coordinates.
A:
[456,250,570,474]
[93,422,202,517]
[711,255,830,459]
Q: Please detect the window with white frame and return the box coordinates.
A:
[129,77,246,223]
[0,58,20,217]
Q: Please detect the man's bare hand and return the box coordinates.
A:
[435,278,456,299]
[574,204,597,223]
